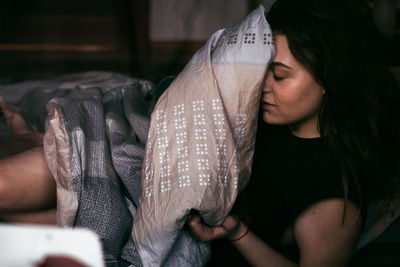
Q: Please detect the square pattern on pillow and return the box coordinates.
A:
[133,5,275,266]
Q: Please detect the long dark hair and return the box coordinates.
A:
[267,0,400,207]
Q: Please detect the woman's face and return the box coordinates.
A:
[261,34,325,138]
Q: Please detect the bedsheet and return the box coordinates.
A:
[43,79,156,266]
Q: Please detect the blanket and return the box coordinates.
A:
[43,79,156,266]
[2,71,207,266]
[0,71,152,265]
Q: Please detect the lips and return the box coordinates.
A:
[261,100,276,111]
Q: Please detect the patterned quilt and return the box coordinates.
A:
[1,72,153,265]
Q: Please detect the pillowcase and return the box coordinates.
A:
[132,5,275,266]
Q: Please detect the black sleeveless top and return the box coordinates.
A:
[207,122,352,266]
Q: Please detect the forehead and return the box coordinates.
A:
[273,34,301,70]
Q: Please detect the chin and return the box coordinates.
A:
[261,112,287,126]
[262,112,276,124]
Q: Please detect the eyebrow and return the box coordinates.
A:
[270,61,292,70]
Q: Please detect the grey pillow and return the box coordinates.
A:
[133,6,275,267]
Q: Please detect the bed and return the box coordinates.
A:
[1,4,400,267]
[2,69,400,267]
[0,5,275,266]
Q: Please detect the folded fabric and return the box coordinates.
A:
[132,5,275,267]
[44,79,155,266]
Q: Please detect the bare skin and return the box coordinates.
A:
[1,208,56,225]
[188,199,361,267]
[0,106,56,225]
[261,35,325,139]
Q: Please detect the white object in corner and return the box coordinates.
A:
[0,224,104,267]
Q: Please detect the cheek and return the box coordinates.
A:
[274,87,301,107]
[297,90,324,118]
[276,84,323,115]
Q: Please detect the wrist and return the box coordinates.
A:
[227,217,253,242]
[229,221,249,241]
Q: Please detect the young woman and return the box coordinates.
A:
[188,0,400,266]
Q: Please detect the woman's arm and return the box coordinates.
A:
[295,198,362,267]
[187,198,362,267]
[188,214,297,267]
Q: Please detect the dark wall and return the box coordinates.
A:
[1,0,399,83]
[0,0,138,82]
[0,0,201,83]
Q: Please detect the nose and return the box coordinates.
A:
[262,70,273,93]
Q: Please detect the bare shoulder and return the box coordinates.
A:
[294,198,362,267]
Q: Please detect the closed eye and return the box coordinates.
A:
[270,61,291,82]
[273,75,285,81]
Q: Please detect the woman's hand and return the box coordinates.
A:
[186,211,247,242]
[187,211,298,267]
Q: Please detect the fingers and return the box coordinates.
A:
[187,213,202,227]
[187,213,227,242]
[187,214,210,241]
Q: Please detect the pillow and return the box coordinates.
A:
[132,5,275,266]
